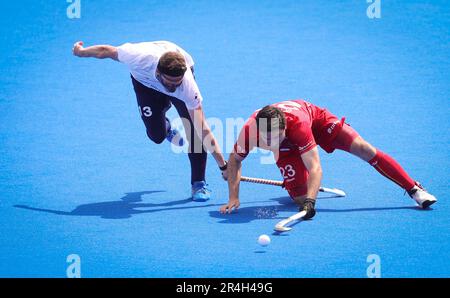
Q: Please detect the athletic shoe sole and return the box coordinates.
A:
[192,197,210,202]
[421,199,437,209]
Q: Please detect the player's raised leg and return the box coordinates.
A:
[332,124,437,208]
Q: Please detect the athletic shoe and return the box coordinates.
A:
[192,181,211,202]
[407,182,437,209]
[165,118,184,146]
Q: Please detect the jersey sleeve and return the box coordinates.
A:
[116,43,157,69]
[233,118,258,159]
[180,68,203,110]
[179,48,195,68]
[288,121,317,154]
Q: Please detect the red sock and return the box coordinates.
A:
[368,150,416,191]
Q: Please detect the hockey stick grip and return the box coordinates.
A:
[240,176,284,187]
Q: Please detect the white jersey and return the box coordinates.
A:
[117,41,202,110]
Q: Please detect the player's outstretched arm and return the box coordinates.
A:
[188,106,227,170]
[301,147,322,201]
[298,147,322,219]
[220,153,243,214]
[72,41,118,61]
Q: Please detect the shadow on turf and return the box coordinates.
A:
[208,196,423,224]
[15,192,425,221]
[14,190,220,219]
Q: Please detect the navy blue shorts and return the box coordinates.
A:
[131,75,207,184]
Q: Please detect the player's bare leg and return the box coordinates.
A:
[348,136,376,162]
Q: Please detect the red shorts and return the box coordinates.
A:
[277,113,360,198]
[313,109,359,153]
[276,146,309,198]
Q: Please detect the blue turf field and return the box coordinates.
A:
[0,0,449,277]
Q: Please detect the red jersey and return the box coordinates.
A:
[234,99,343,158]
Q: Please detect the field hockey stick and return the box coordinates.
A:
[274,210,307,232]
[240,176,346,197]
